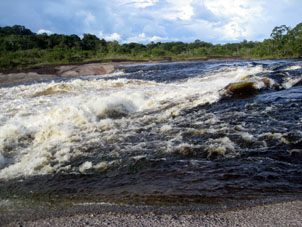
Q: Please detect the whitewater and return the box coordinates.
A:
[0,59,301,208]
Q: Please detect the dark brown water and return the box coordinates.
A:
[0,60,302,218]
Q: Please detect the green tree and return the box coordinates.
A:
[270,25,290,56]
[81,34,100,50]
[289,23,302,57]
[151,48,165,56]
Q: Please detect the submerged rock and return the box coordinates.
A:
[224,81,259,98]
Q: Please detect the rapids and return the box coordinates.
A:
[0,59,301,207]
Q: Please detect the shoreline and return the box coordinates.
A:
[0,61,133,87]
[1,57,300,87]
[0,57,245,74]
[4,199,302,226]
[0,57,250,87]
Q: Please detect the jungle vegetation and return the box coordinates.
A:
[0,23,301,70]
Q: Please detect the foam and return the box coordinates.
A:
[0,63,288,179]
[284,65,301,70]
[0,93,142,178]
[205,137,236,158]
[282,78,302,89]
[94,161,109,171]
[86,96,137,119]
[239,132,254,142]
[259,133,289,144]
[160,125,172,133]
[79,161,93,173]
[174,143,199,156]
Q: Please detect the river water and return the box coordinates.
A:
[0,59,301,210]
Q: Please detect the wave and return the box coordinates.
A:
[0,60,301,180]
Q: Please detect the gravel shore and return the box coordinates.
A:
[6,200,301,227]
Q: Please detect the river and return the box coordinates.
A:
[0,59,302,218]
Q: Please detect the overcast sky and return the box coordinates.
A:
[0,0,301,44]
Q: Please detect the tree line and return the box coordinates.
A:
[0,23,301,70]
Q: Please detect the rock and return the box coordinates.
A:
[224,81,258,98]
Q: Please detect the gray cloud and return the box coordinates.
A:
[0,0,301,43]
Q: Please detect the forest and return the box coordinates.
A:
[0,23,302,70]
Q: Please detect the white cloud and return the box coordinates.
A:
[1,0,302,44]
[37,29,53,35]
[76,10,96,26]
[105,33,122,41]
[169,0,194,20]
[119,0,159,8]
[203,0,264,41]
[151,0,194,21]
[125,33,167,43]
[215,21,247,41]
[99,31,122,41]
